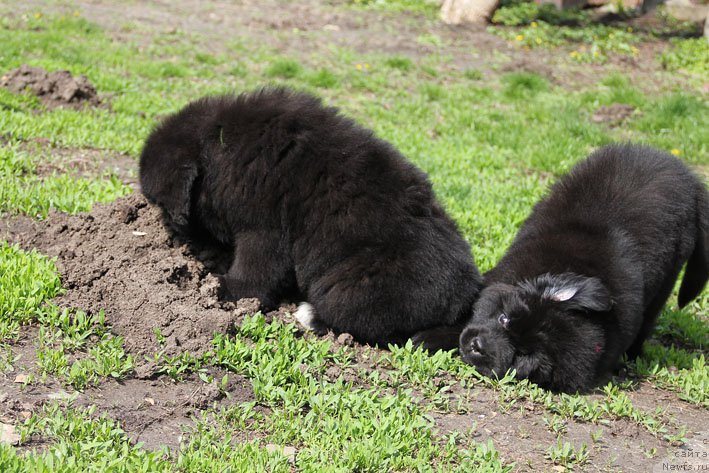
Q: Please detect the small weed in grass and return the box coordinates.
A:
[139,61,191,79]
[305,68,339,88]
[229,63,248,78]
[590,428,604,444]
[492,2,540,26]
[151,350,206,381]
[463,68,483,80]
[0,88,41,113]
[384,55,414,71]
[638,93,705,132]
[420,64,439,77]
[0,343,15,374]
[419,82,446,101]
[1,243,133,390]
[503,72,548,99]
[417,33,445,48]
[194,52,220,65]
[542,414,568,435]
[265,58,303,79]
[545,438,590,469]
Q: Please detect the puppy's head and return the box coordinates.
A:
[459,272,612,392]
[139,98,220,236]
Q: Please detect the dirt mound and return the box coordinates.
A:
[591,103,637,126]
[1,64,100,108]
[9,193,293,358]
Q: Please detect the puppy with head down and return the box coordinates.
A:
[459,144,708,392]
[140,87,482,346]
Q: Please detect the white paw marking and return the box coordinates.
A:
[295,302,317,330]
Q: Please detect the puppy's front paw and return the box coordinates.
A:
[411,325,464,352]
[215,274,233,300]
[215,275,278,311]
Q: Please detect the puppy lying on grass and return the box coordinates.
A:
[460,144,708,392]
[140,87,482,346]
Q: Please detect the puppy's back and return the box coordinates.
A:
[542,145,699,243]
[540,144,707,298]
[549,144,698,225]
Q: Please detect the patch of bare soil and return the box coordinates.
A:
[35,146,136,184]
[0,134,138,187]
[32,141,137,187]
[500,58,560,84]
[72,370,255,450]
[591,103,637,126]
[6,193,293,359]
[1,64,101,109]
[428,379,709,472]
[1,328,254,451]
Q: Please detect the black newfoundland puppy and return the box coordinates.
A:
[459,144,708,392]
[139,87,482,346]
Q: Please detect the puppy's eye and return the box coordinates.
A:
[498,313,510,329]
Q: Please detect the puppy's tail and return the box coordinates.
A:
[678,188,709,308]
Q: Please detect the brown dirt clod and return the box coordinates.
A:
[1,64,100,109]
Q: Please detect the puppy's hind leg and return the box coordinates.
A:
[219,230,296,311]
[678,227,708,308]
[625,276,678,359]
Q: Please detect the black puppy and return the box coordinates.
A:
[459,144,708,392]
[140,87,482,346]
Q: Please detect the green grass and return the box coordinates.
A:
[489,1,642,63]
[265,58,303,79]
[545,438,589,469]
[0,242,63,340]
[0,5,707,471]
[0,144,130,219]
[384,55,415,71]
[0,242,134,390]
[491,21,640,63]
[346,0,441,17]
[35,308,134,390]
[660,38,709,78]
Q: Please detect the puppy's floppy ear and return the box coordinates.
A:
[537,273,612,313]
[158,163,199,227]
[140,144,200,228]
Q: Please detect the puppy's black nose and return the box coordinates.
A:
[471,337,483,354]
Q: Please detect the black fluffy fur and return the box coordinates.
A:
[459,144,709,392]
[139,87,483,346]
